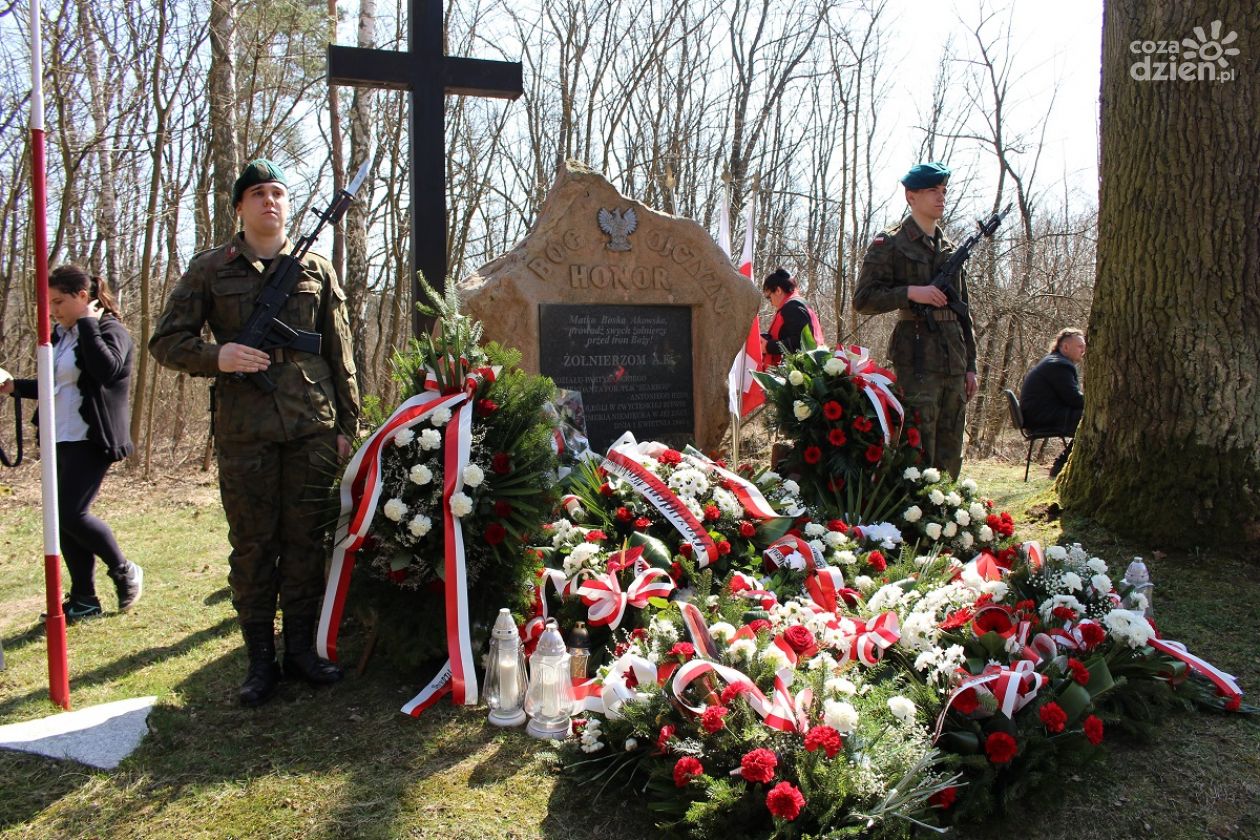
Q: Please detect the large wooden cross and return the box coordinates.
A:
[327,0,522,337]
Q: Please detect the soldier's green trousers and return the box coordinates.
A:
[899,369,967,479]
[216,432,339,624]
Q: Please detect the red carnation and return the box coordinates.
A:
[906,427,922,448]
[738,521,757,538]
[717,540,732,556]
[853,416,873,433]
[491,452,512,474]
[1067,657,1091,686]
[720,682,751,704]
[740,748,778,784]
[828,428,847,447]
[634,516,652,529]
[615,506,632,522]
[765,781,805,821]
[866,550,887,572]
[660,449,683,465]
[654,724,675,754]
[673,756,704,787]
[1084,714,1104,745]
[704,504,721,521]
[803,725,843,759]
[1052,605,1079,622]
[823,400,843,421]
[929,786,958,809]
[1079,622,1106,649]
[826,519,849,534]
[701,705,729,734]
[865,444,883,463]
[782,625,816,654]
[679,543,693,558]
[952,687,980,715]
[599,482,614,497]
[984,731,1018,764]
[1039,702,1068,734]
[669,642,696,660]
[474,398,499,416]
[803,445,822,465]
[586,530,607,543]
[485,522,507,545]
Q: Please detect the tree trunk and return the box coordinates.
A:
[208,0,241,243]
[345,0,376,391]
[1059,2,1260,545]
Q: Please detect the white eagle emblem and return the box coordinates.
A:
[597,207,638,251]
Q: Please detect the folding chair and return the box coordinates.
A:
[1002,389,1071,482]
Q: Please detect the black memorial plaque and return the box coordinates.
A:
[539,304,694,451]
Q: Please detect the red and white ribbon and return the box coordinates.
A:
[602,433,719,566]
[763,668,813,734]
[679,601,721,660]
[835,345,904,445]
[576,567,675,629]
[728,571,778,610]
[681,450,778,520]
[932,661,1047,741]
[1022,540,1045,571]
[804,567,847,614]
[317,368,490,714]
[1149,638,1243,704]
[1049,619,1102,652]
[849,611,901,665]
[597,651,659,718]
[763,534,823,572]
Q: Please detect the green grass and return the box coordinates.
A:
[1,461,1257,839]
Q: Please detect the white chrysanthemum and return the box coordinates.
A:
[978,525,995,542]
[903,466,922,481]
[943,522,958,538]
[419,428,442,450]
[667,467,710,499]
[1040,593,1085,619]
[407,514,432,538]
[449,492,473,517]
[648,616,679,644]
[1046,545,1068,561]
[392,428,415,447]
[928,489,946,506]
[823,530,845,548]
[867,583,904,612]
[1104,609,1155,648]
[969,502,987,519]
[903,505,923,523]
[713,487,743,519]
[1087,558,1109,574]
[1062,571,1084,592]
[760,645,792,670]
[961,478,978,494]
[924,522,943,540]
[959,531,975,550]
[823,699,859,733]
[383,498,407,521]
[709,622,737,643]
[954,509,971,526]
[408,464,433,485]
[726,638,757,661]
[1091,574,1112,594]
[823,356,844,376]
[462,464,485,487]
[793,400,812,420]
[826,676,858,696]
[430,407,452,426]
[804,523,827,538]
[945,492,962,507]
[922,468,941,483]
[788,370,805,386]
[887,696,916,724]
[782,479,801,496]
[835,550,857,566]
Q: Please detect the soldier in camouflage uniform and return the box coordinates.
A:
[853,162,977,478]
[150,160,360,707]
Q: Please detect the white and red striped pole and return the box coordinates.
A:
[30,0,70,709]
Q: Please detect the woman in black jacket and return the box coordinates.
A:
[0,265,143,621]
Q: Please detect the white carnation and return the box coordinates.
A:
[978,525,994,542]
[945,492,962,507]
[1091,574,1113,594]
[1046,545,1068,561]
[854,574,875,592]
[760,645,792,670]
[983,580,1009,601]
[928,489,946,506]
[961,478,978,494]
[823,530,845,548]
[805,523,827,537]
[430,407,452,426]
[1062,571,1084,592]
[449,492,473,517]
[887,695,916,724]
[903,467,921,481]
[408,464,433,485]
[1087,558,1109,574]
[418,428,442,450]
[866,583,904,612]
[903,505,923,523]
[1103,609,1156,648]
[793,400,812,420]
[954,509,971,526]
[924,522,943,540]
[922,468,941,483]
[788,370,805,386]
[969,502,986,519]
[782,480,800,496]
[726,639,757,661]
[759,470,781,486]
[835,550,857,566]
[960,531,975,550]
[462,464,485,487]
[709,622,737,643]
[943,521,958,538]
[823,699,859,733]
[392,428,415,447]
[407,514,432,537]
[826,677,858,696]
[383,498,407,521]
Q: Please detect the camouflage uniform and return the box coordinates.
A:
[150,233,359,623]
[854,217,976,477]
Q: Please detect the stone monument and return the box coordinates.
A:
[460,162,761,452]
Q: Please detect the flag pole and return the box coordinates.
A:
[30,0,70,709]
[731,175,759,468]
[721,171,743,468]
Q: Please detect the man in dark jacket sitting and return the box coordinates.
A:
[1019,328,1086,477]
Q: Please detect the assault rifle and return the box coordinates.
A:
[911,202,1013,334]
[234,160,370,392]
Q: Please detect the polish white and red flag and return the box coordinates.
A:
[725,192,765,416]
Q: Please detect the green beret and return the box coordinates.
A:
[232,159,288,205]
[900,162,950,190]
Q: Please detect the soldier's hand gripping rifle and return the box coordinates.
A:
[911,202,1013,334]
[234,161,370,393]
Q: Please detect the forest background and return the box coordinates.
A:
[0,0,1100,474]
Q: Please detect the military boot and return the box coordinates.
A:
[239,622,282,707]
[282,614,343,685]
